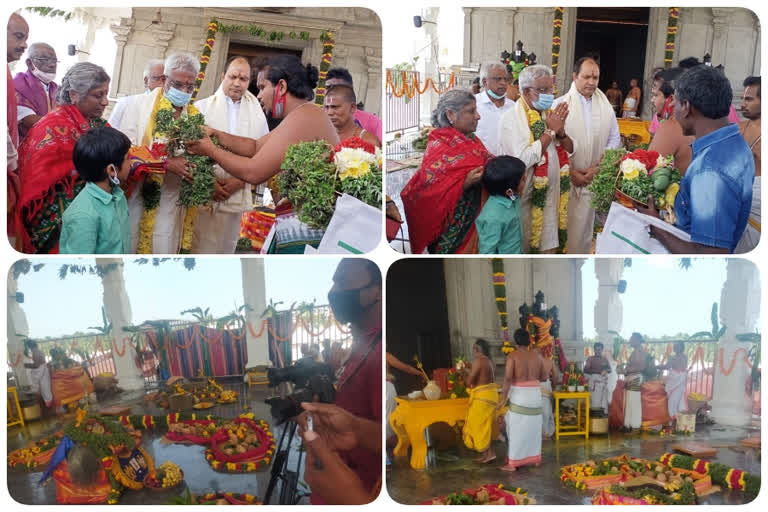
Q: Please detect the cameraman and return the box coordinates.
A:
[299,402,381,504]
[308,258,382,504]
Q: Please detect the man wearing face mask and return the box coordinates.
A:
[474,62,515,155]
[500,64,574,253]
[552,56,621,255]
[108,59,165,130]
[308,258,382,504]
[14,42,58,139]
[192,56,269,253]
[119,53,198,253]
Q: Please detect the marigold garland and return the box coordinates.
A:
[658,452,760,495]
[194,20,219,99]
[521,97,570,252]
[385,69,456,98]
[665,8,680,67]
[314,31,335,106]
[552,8,564,94]
[491,259,510,342]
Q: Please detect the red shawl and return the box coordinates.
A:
[400,127,492,254]
[15,104,92,251]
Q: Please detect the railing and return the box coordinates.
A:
[585,339,761,417]
[386,69,421,134]
[11,305,354,384]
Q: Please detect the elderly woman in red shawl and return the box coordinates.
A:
[15,62,112,253]
[400,89,492,254]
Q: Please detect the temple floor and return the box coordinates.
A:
[386,420,761,505]
[7,381,309,505]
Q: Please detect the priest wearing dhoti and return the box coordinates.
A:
[193,56,269,253]
[584,342,612,414]
[23,340,52,409]
[116,53,199,253]
[500,64,575,253]
[552,57,621,254]
[657,341,688,425]
[619,333,647,432]
[463,339,498,463]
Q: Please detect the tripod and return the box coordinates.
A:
[263,420,307,504]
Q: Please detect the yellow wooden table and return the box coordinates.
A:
[617,118,651,145]
[553,391,590,440]
[390,395,507,470]
[7,386,25,428]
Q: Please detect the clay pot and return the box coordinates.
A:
[568,385,576,392]
[423,381,441,400]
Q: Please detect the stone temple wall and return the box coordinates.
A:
[107,7,382,116]
[463,7,760,119]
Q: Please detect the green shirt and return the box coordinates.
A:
[475,194,522,254]
[60,182,130,254]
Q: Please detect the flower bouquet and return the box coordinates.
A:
[562,363,586,391]
[277,137,382,230]
[447,368,468,398]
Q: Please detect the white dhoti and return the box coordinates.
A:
[27,363,53,407]
[192,88,269,254]
[540,380,554,437]
[586,373,610,413]
[504,381,542,468]
[386,380,396,439]
[665,369,688,419]
[623,373,643,429]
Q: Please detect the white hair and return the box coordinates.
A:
[27,42,55,59]
[518,64,553,91]
[56,62,110,105]
[143,58,164,79]
[431,89,476,128]
[480,62,507,80]
[163,53,200,76]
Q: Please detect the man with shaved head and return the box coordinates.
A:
[7,12,29,247]
[475,62,515,155]
[323,84,380,147]
[14,42,59,137]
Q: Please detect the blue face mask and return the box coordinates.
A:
[486,88,506,100]
[165,87,192,107]
[532,93,554,111]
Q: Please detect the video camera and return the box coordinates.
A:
[265,358,336,424]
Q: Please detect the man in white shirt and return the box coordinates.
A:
[193,56,269,253]
[108,59,165,129]
[474,62,515,155]
[552,57,621,254]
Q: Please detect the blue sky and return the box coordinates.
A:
[14,258,342,339]
[581,258,749,339]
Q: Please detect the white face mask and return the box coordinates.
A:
[31,65,56,85]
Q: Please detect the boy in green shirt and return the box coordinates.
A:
[60,127,132,254]
[475,155,526,254]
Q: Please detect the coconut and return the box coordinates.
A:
[654,464,665,472]
[656,473,668,482]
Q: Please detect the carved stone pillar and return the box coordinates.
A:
[242,259,270,370]
[365,52,382,117]
[710,8,733,68]
[99,259,143,391]
[594,259,624,348]
[7,271,32,389]
[151,23,176,57]
[463,8,473,65]
[711,260,760,426]
[109,17,135,97]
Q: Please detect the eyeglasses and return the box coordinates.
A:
[534,87,554,94]
[31,57,60,64]
[487,76,509,82]
[168,79,195,93]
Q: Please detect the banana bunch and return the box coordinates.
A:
[688,392,707,401]
[664,480,682,492]
[159,461,183,488]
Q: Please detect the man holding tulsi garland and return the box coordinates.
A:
[117,53,202,254]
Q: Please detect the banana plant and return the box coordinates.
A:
[180,306,215,326]
[688,303,726,341]
[88,306,113,335]
[216,303,254,330]
[261,299,296,319]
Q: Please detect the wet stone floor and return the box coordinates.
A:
[386,421,761,505]
[7,381,309,505]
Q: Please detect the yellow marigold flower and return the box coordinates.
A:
[226,462,237,471]
[533,175,549,189]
